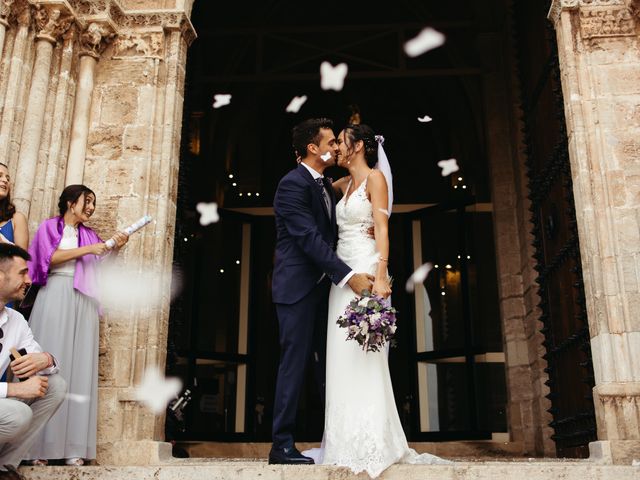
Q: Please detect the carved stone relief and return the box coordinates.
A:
[579,7,636,39]
[113,30,163,58]
[548,0,625,24]
[10,0,32,27]
[0,0,15,21]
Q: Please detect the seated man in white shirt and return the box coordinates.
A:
[0,244,66,479]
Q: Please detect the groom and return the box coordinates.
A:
[269,118,373,465]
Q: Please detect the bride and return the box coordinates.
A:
[305,124,452,478]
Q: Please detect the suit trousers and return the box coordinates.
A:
[272,279,330,450]
[0,374,66,469]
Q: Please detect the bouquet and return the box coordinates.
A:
[336,290,398,353]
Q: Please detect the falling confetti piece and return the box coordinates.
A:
[320,61,348,91]
[320,152,332,162]
[98,264,182,311]
[286,95,308,113]
[212,94,231,109]
[632,459,640,466]
[405,262,433,293]
[437,158,459,177]
[417,115,433,123]
[66,393,90,404]
[196,202,219,226]
[378,208,390,217]
[404,27,445,58]
[135,367,182,414]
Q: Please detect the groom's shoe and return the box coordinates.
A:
[268,446,314,465]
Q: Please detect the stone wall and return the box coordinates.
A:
[0,0,194,464]
[549,0,640,464]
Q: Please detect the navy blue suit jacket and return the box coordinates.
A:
[272,164,351,305]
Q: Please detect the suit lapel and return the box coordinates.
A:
[296,164,331,219]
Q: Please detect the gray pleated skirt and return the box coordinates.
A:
[25,273,98,460]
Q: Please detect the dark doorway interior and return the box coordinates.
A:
[167,0,511,445]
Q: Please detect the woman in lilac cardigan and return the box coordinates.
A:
[25,185,128,466]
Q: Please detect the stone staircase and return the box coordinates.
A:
[18,459,640,480]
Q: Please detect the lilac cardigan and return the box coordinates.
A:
[28,216,103,303]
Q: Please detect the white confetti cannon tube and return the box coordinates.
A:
[105,215,153,249]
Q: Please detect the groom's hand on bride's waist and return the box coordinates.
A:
[348,273,375,295]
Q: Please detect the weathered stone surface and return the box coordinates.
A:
[17,460,640,480]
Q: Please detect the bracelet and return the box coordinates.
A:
[379,257,388,263]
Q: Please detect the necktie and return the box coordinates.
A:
[315,177,331,218]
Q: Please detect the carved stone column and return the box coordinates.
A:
[65,22,114,186]
[549,0,640,464]
[76,2,196,465]
[0,0,31,163]
[13,2,73,215]
[0,0,14,61]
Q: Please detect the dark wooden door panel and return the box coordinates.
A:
[514,0,596,458]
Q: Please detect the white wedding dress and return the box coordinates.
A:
[305,177,452,478]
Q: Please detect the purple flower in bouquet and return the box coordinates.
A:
[336,290,398,353]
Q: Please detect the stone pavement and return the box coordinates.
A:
[18,459,640,480]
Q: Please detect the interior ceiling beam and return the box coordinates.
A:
[196,68,481,83]
[196,21,476,36]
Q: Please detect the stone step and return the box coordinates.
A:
[176,440,526,459]
[19,460,639,480]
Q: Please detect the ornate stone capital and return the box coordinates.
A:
[548,0,636,41]
[79,21,115,58]
[33,3,74,43]
[0,0,15,25]
[9,0,31,27]
[110,7,196,48]
[548,0,625,26]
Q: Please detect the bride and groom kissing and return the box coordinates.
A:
[270,118,451,477]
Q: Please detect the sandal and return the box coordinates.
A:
[25,459,48,466]
[65,458,84,466]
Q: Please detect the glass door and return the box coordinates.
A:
[408,201,507,440]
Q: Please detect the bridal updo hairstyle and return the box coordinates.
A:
[342,123,378,168]
[58,184,96,216]
[292,117,334,159]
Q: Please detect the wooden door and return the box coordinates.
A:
[513,0,596,458]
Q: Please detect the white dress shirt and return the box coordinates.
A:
[300,162,355,288]
[0,307,58,398]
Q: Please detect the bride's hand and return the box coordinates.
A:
[372,278,391,299]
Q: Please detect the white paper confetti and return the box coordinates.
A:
[417,115,433,123]
[437,158,459,177]
[404,27,445,57]
[65,393,90,404]
[196,202,219,226]
[286,95,308,113]
[405,262,433,293]
[320,152,332,162]
[320,61,348,91]
[212,94,232,109]
[135,367,182,414]
[98,264,182,311]
[631,459,640,466]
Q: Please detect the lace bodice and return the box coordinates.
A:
[336,176,376,266]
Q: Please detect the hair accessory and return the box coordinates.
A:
[375,135,385,145]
